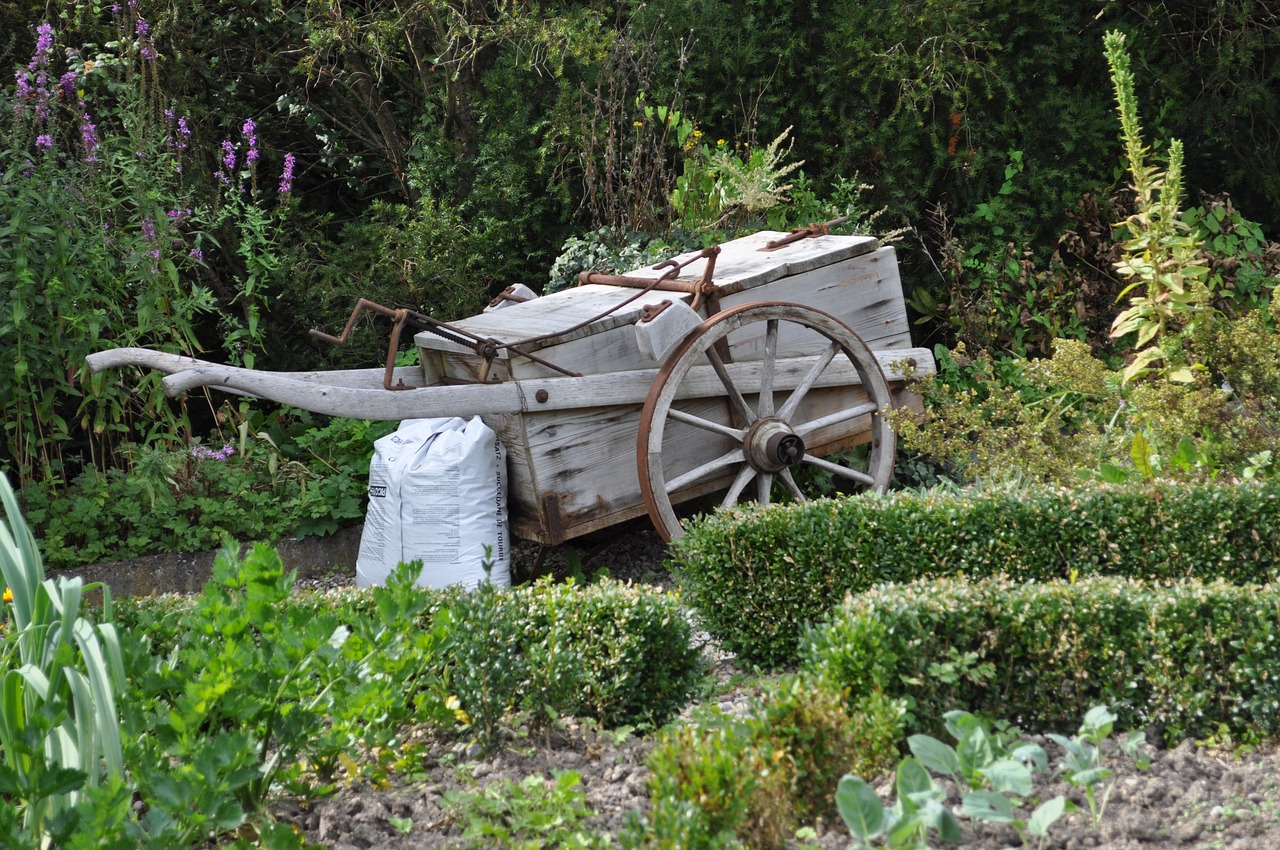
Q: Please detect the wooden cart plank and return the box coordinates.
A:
[415,286,691,358]
[414,233,883,361]
[142,347,930,421]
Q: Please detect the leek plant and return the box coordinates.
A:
[0,477,126,844]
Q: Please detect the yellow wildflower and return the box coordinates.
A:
[693,130,703,138]
[3,587,11,604]
[445,694,471,725]
[633,120,643,127]
[716,139,726,147]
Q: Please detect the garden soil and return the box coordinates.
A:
[82,521,1280,848]
[270,728,1280,849]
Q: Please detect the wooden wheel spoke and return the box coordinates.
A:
[639,301,898,543]
[777,341,840,421]
[758,319,779,417]
[756,472,773,506]
[802,453,876,487]
[706,347,756,424]
[668,408,745,441]
[666,448,745,494]
[720,465,757,508]
[794,400,879,438]
[778,468,807,502]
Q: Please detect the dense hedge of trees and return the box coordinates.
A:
[3,0,1278,489]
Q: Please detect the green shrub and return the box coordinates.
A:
[117,568,702,737]
[751,679,903,822]
[631,718,793,850]
[443,576,705,747]
[624,677,903,848]
[510,578,705,728]
[803,574,1280,744]
[671,479,1280,668]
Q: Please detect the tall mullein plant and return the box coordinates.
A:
[0,477,126,842]
[1104,30,1210,384]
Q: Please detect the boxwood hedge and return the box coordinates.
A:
[802,574,1280,745]
[669,479,1280,668]
[116,570,703,729]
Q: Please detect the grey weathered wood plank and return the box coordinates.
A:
[414,232,882,359]
[143,346,931,421]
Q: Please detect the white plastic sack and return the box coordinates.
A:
[357,416,509,589]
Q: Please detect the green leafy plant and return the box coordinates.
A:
[24,410,388,568]
[752,677,902,822]
[631,717,794,850]
[443,770,606,849]
[835,756,961,849]
[0,476,128,843]
[127,540,359,837]
[838,705,1148,850]
[1104,30,1212,383]
[440,560,528,756]
[546,228,686,294]
[0,19,300,491]
[1047,705,1148,827]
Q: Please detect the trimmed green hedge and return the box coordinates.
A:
[802,574,1280,744]
[116,572,703,729]
[670,480,1280,668]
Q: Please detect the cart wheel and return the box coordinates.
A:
[637,301,896,542]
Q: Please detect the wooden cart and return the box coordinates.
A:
[87,229,935,543]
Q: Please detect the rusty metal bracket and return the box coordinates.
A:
[309,298,421,390]
[541,491,566,545]
[639,300,673,324]
[488,285,535,309]
[576,246,722,312]
[760,215,850,252]
[314,298,585,386]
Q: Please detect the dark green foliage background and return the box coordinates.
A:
[4,0,1279,487]
[11,0,1277,341]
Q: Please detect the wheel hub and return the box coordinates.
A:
[745,419,805,472]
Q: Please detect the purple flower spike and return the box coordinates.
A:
[80,107,99,161]
[35,133,53,150]
[278,152,296,195]
[191,442,236,461]
[242,119,259,164]
[33,23,53,65]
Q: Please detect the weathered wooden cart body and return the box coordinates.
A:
[88,230,935,544]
